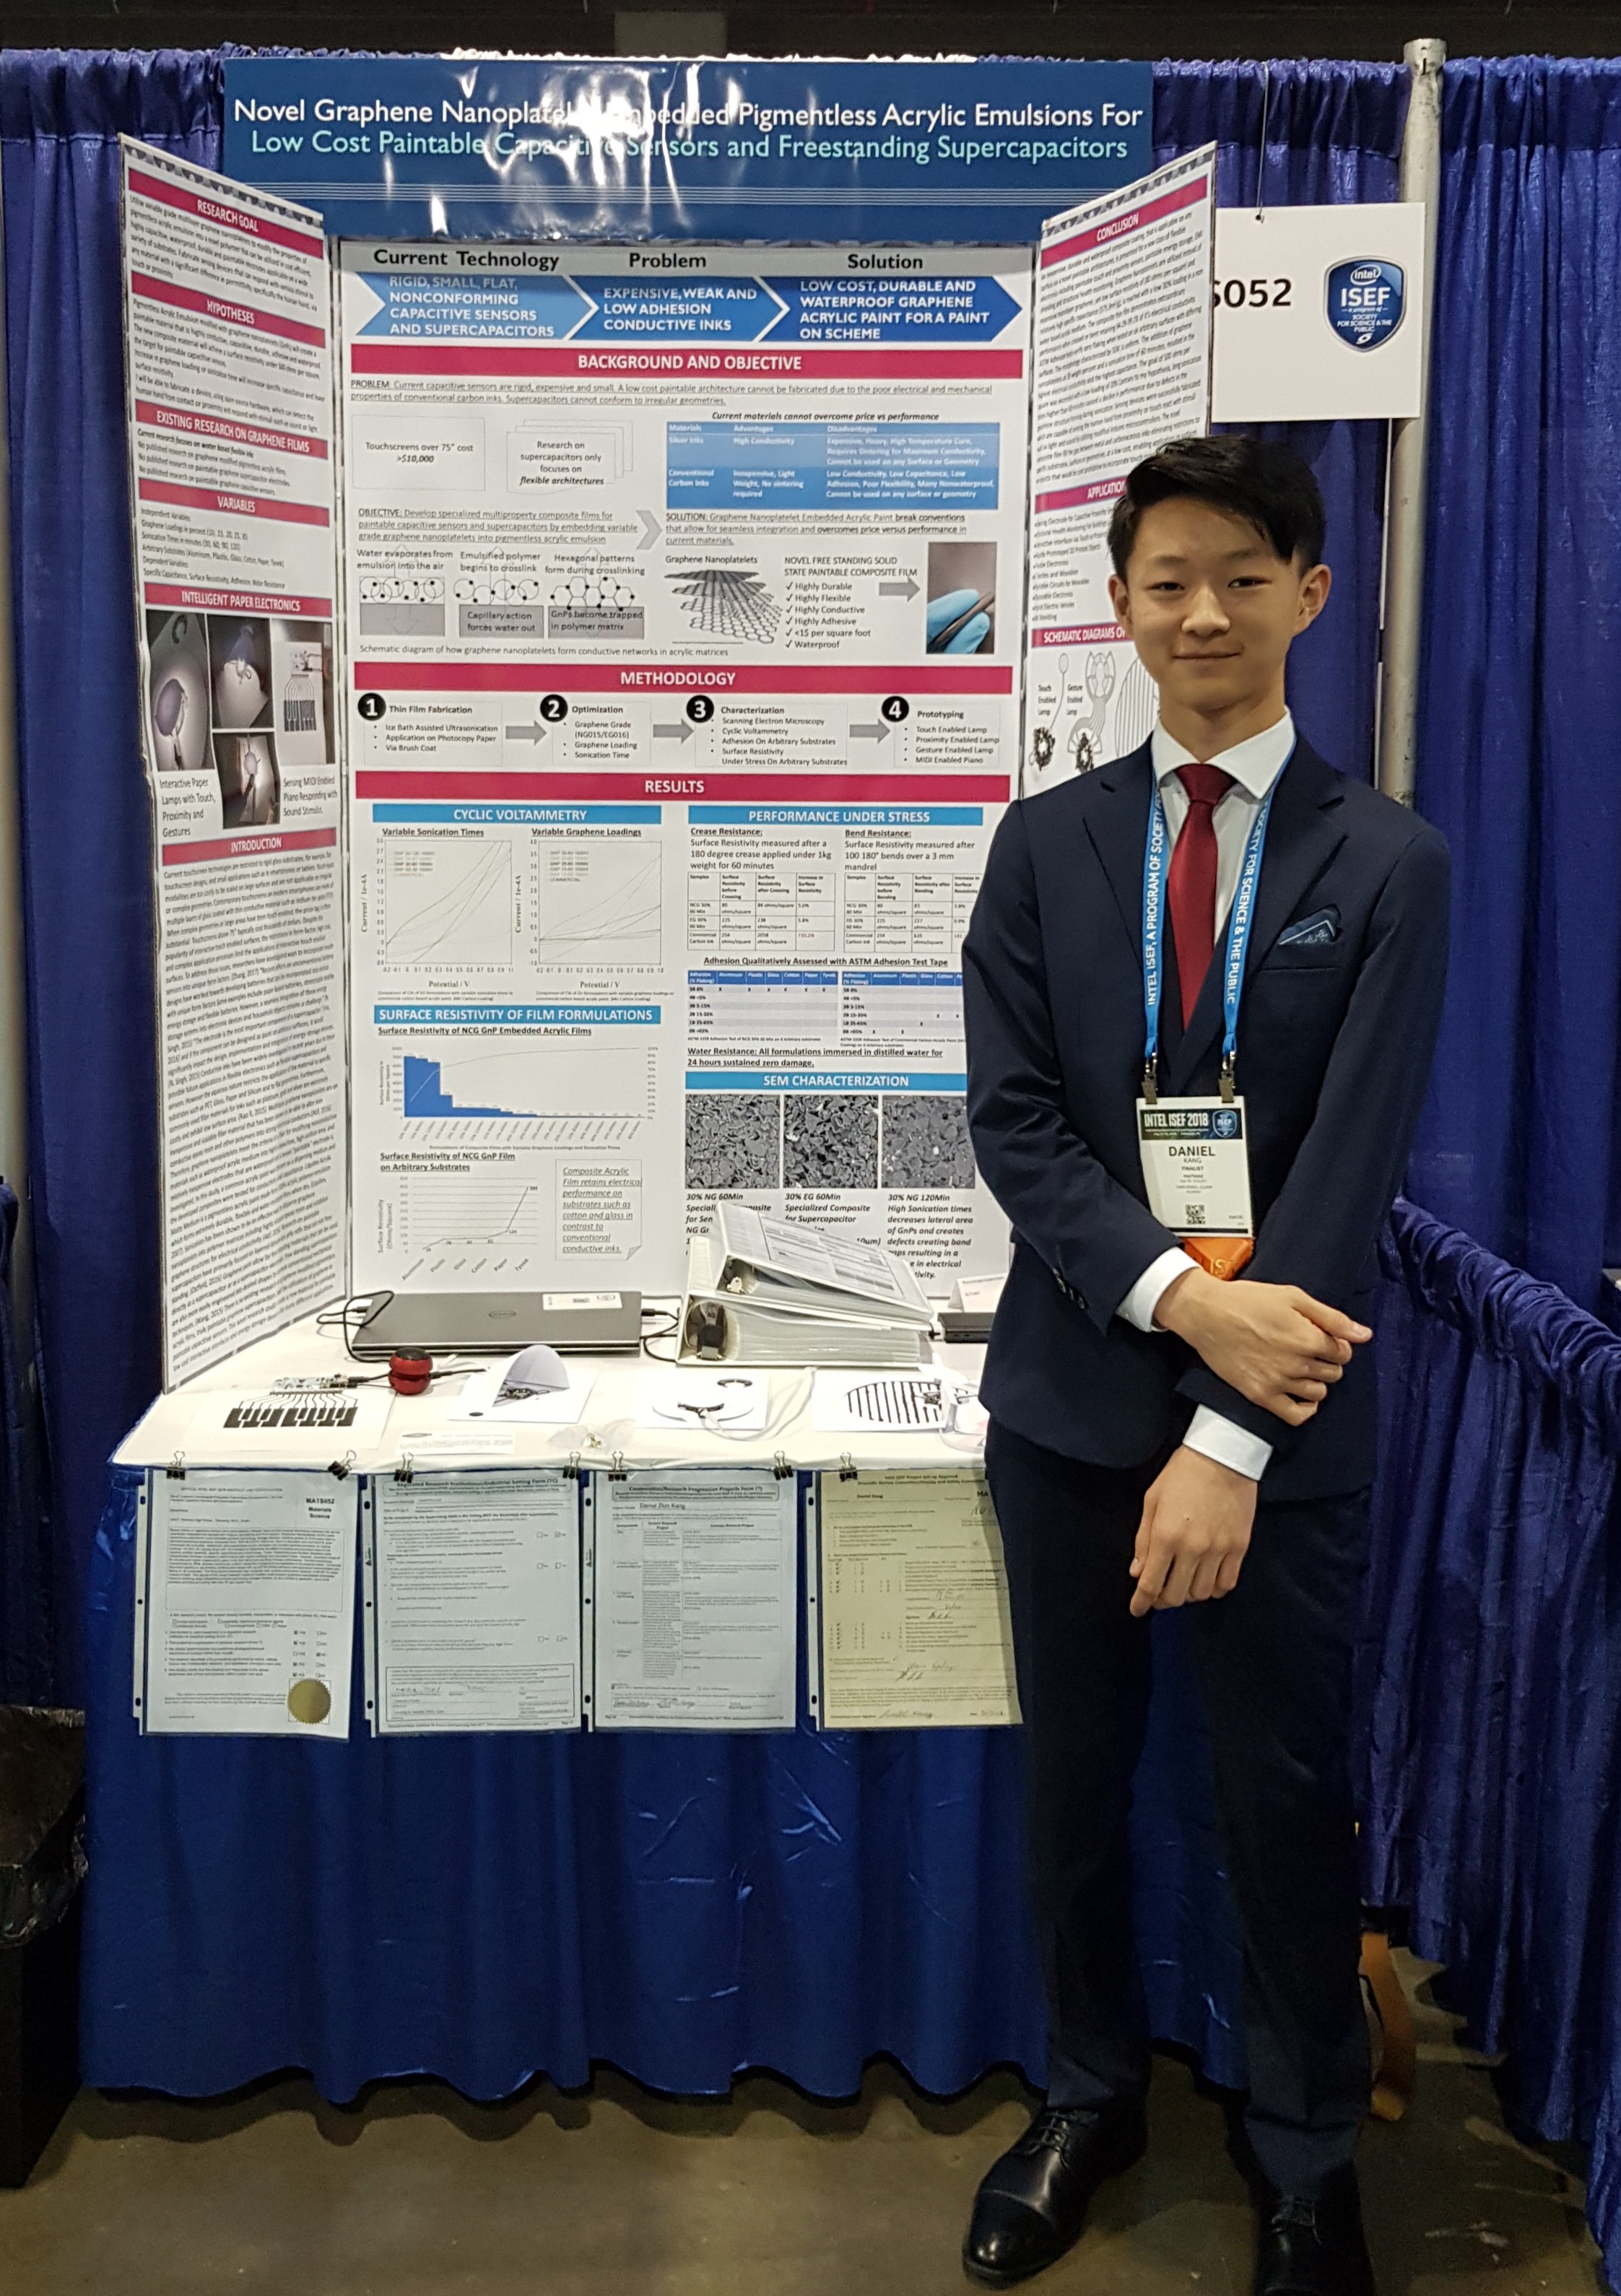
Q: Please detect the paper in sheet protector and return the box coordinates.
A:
[594,1471,797,1729]
[370,1472,582,1734]
[139,1470,357,1736]
[1024,146,1217,793]
[119,142,348,1385]
[814,1470,1019,1730]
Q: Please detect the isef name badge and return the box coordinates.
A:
[1137,1097,1255,1280]
[1326,258,1405,351]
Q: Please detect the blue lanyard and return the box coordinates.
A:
[1141,769,1278,1097]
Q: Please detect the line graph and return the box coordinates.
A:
[400,1171,542,1281]
[382,839,513,970]
[536,842,661,967]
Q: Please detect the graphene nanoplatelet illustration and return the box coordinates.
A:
[685,1095,782,1189]
[669,568,781,644]
[880,1095,978,1190]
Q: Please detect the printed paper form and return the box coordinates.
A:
[816,1469,1019,1728]
[371,1471,581,1733]
[594,1471,797,1728]
[140,1469,357,1736]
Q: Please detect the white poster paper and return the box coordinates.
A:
[370,1471,581,1732]
[1024,148,1217,793]
[140,1469,356,1736]
[119,139,347,1383]
[336,243,1030,1298]
[594,1469,797,1728]
[1212,205,1425,423]
[815,1470,1018,1728]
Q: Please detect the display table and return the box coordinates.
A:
[84,1310,1247,2101]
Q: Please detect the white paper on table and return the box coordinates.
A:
[389,1425,519,1461]
[140,1469,357,1736]
[181,1387,394,1465]
[810,1367,981,1436]
[593,1470,797,1729]
[635,1367,770,1432]
[370,1471,582,1734]
[814,1469,1020,1731]
[450,1360,598,1425]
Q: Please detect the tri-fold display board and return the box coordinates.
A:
[119,127,1422,1386]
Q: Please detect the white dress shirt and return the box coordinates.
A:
[1116,712,1297,1482]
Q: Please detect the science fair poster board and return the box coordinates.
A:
[119,68,1224,1380]
[119,142,349,1386]
[338,242,1031,1298]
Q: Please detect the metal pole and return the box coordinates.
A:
[0,169,32,1357]
[1376,38,1446,805]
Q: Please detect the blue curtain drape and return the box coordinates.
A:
[1358,1197,1621,2284]
[1408,61,1621,1309]
[1,51,222,1702]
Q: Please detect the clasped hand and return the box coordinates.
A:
[1155,1266,1369,1427]
[1124,1267,1372,1616]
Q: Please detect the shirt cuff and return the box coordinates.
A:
[1117,1246,1196,1334]
[1181,1405,1273,1482]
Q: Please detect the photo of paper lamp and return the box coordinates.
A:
[147,628,210,771]
[217,733,279,827]
[213,621,270,729]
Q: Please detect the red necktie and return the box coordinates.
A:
[1166,762,1234,1026]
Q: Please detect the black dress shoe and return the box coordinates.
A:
[962,2100,1148,2287]
[1253,2163,1376,2296]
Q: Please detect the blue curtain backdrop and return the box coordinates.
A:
[1408,61,1621,1310]
[1,51,222,1703]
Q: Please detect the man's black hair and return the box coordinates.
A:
[1107,435,1326,578]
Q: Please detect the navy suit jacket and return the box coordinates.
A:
[962,735,1451,1501]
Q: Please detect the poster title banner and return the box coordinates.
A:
[222,56,1153,240]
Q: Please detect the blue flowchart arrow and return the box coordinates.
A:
[357,272,596,341]
[572,278,789,343]
[772,274,1022,343]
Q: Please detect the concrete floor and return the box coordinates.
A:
[0,1959,1604,2296]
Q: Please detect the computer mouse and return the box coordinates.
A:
[497,1343,568,1397]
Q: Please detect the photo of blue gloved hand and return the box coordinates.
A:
[926,587,993,655]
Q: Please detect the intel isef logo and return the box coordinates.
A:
[1326,259,1406,351]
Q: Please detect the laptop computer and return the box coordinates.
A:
[351,1290,643,1357]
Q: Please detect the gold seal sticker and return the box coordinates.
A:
[287,1679,332,1726]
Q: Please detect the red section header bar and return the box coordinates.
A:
[130,271,326,349]
[162,827,337,866]
[351,344,1022,383]
[135,399,327,461]
[127,168,326,261]
[1032,623,1121,648]
[1040,175,1208,269]
[352,660,1011,697]
[357,770,1009,804]
[1033,475,1125,516]
[139,478,329,528]
[145,581,331,617]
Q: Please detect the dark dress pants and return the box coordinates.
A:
[985,1418,1371,2197]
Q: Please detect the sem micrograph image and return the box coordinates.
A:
[881,1095,978,1189]
[686,1094,781,1188]
[783,1095,879,1189]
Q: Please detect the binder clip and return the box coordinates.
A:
[165,1451,186,1480]
[393,1453,414,1484]
[773,1451,792,1481]
[839,1453,859,1482]
[562,1451,583,1484]
[327,1450,356,1482]
[607,1451,628,1482]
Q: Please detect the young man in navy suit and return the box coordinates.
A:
[960,438,1449,2292]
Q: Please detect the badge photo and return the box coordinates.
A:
[1326,258,1406,352]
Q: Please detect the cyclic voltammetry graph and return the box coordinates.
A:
[381,839,514,971]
